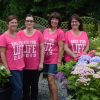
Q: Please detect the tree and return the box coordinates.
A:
[0,0,100,20]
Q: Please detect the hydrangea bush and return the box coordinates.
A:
[58,54,100,100]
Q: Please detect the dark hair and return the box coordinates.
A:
[6,15,18,24]
[67,14,83,31]
[25,14,34,20]
[48,12,61,28]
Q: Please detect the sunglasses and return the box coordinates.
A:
[25,20,34,23]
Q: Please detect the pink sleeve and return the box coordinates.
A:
[43,28,48,35]
[17,31,21,36]
[0,35,7,47]
[38,31,44,44]
[65,31,69,44]
[57,29,65,41]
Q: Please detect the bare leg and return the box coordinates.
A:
[47,75,58,100]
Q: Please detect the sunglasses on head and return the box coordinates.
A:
[25,20,34,23]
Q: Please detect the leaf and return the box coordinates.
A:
[89,88,97,92]
[81,95,89,100]
[89,95,100,100]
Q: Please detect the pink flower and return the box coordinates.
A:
[93,74,100,79]
[77,77,91,85]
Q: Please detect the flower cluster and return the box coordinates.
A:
[79,55,91,62]
[55,72,67,89]
[93,71,100,79]
[71,55,100,86]
[76,77,90,86]
[71,66,94,76]
[67,54,100,99]
[90,56,100,63]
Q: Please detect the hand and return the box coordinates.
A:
[57,62,62,68]
[72,53,78,58]
[5,67,11,75]
[79,52,86,56]
[38,63,43,71]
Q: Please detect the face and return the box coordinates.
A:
[25,16,34,29]
[71,18,80,30]
[51,18,59,28]
[8,19,18,31]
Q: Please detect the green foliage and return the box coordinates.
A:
[67,75,100,100]
[83,24,98,38]
[81,17,98,38]
[80,95,89,100]
[33,0,42,3]
[0,64,11,88]
[68,76,78,90]
[0,20,6,33]
[89,37,100,51]
[58,61,76,77]
[66,67,100,100]
[0,0,100,20]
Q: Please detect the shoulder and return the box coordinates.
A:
[0,32,8,39]
[57,28,64,34]
[35,29,43,35]
[17,30,25,38]
[65,30,71,35]
[81,31,88,36]
[0,32,8,45]
[35,29,42,33]
[17,30,24,35]
[57,28,64,32]
[43,28,49,33]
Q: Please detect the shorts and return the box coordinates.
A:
[43,64,57,76]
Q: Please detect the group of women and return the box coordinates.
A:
[0,12,89,100]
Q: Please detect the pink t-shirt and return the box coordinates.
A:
[0,33,24,70]
[43,28,65,64]
[64,30,89,62]
[0,36,2,63]
[18,29,44,70]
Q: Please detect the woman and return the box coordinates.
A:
[43,12,65,100]
[64,14,89,62]
[0,15,24,100]
[18,14,44,100]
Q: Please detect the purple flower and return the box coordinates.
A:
[90,56,100,63]
[55,72,66,81]
[60,79,68,89]
[78,55,91,62]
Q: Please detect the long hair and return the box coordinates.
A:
[48,12,61,28]
[67,14,83,31]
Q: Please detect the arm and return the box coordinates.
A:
[64,43,77,58]
[83,32,89,54]
[58,41,64,65]
[83,43,89,54]
[64,31,77,58]
[39,43,44,70]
